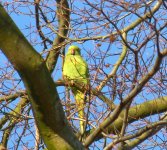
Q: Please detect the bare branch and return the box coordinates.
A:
[46,0,70,73]
[105,120,167,150]
[84,51,166,147]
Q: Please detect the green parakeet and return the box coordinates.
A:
[63,45,89,134]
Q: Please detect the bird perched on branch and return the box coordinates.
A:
[63,45,89,134]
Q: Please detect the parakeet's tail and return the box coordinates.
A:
[72,89,85,134]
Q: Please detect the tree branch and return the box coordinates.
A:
[55,79,116,110]
[97,32,127,91]
[88,96,167,141]
[105,119,167,150]
[85,50,166,147]
[0,91,25,102]
[0,4,83,149]
[46,0,70,73]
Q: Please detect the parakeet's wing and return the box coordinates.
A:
[63,55,89,84]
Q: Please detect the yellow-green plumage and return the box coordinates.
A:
[63,45,89,134]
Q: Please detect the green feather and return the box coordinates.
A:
[63,45,89,134]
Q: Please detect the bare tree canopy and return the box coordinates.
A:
[0,0,167,149]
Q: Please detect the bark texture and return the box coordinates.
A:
[0,4,83,150]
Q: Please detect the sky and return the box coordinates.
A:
[0,0,167,149]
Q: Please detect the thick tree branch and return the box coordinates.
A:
[88,96,167,141]
[0,4,83,150]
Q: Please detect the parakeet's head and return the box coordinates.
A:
[66,45,81,55]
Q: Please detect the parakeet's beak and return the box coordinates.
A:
[71,49,75,55]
